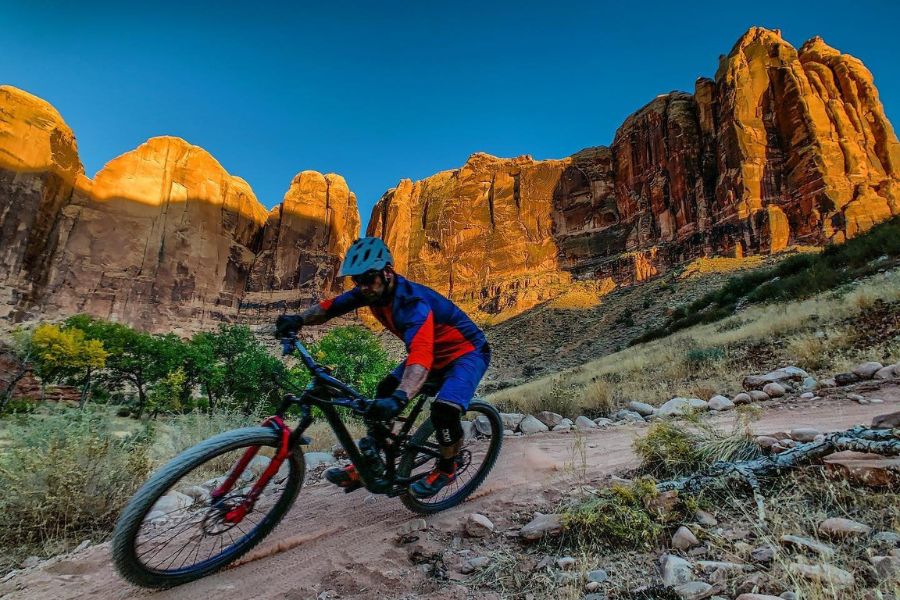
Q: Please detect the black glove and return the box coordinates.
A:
[366,389,409,421]
[274,314,304,339]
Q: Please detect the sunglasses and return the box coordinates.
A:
[351,270,381,286]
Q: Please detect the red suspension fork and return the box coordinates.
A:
[213,416,292,524]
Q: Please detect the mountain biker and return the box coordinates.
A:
[274,237,490,499]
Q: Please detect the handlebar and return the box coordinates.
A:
[278,334,368,411]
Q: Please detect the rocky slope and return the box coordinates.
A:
[0,87,359,333]
[369,28,899,320]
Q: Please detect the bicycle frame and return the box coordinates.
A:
[212,336,441,524]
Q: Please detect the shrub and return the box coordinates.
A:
[0,409,154,569]
[561,478,667,549]
[580,378,616,416]
[685,347,725,368]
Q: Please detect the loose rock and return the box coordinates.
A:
[674,581,713,600]
[465,513,495,537]
[695,510,717,527]
[789,563,854,588]
[817,517,871,539]
[557,556,576,570]
[613,409,645,422]
[735,595,783,600]
[672,526,700,550]
[799,392,815,399]
[460,556,490,574]
[780,534,835,557]
[659,554,693,586]
[474,415,493,435]
[519,513,563,541]
[750,544,776,563]
[788,428,821,442]
[586,568,608,583]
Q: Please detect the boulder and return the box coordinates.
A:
[852,361,883,379]
[151,491,194,514]
[592,418,612,427]
[708,395,734,411]
[874,363,899,380]
[743,367,807,390]
[500,413,526,430]
[628,401,656,416]
[586,568,608,583]
[612,409,645,422]
[474,415,493,435]
[658,397,703,417]
[761,382,785,398]
[303,452,336,469]
[557,556,576,570]
[733,392,752,405]
[872,411,900,429]
[834,372,859,386]
[755,436,780,450]
[748,390,770,402]
[518,415,549,434]
[868,555,900,583]
[535,411,564,428]
[575,415,599,430]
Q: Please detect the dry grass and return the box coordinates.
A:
[698,469,899,599]
[487,269,900,413]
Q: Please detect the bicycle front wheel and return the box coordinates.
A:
[111,426,304,589]
[398,400,503,514]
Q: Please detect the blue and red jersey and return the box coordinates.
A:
[318,275,487,371]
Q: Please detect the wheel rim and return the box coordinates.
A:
[404,404,499,507]
[131,444,293,575]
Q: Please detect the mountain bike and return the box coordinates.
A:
[111,334,503,589]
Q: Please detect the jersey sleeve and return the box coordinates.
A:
[401,299,434,370]
[318,289,367,320]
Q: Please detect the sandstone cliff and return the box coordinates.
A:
[0,86,361,332]
[0,87,83,319]
[370,28,899,320]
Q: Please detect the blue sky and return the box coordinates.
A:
[4,1,898,232]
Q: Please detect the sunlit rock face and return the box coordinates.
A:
[368,27,899,321]
[0,89,361,332]
[1,27,897,330]
[242,171,360,320]
[0,86,83,318]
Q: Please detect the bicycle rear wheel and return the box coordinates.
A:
[111,426,304,588]
[398,400,502,514]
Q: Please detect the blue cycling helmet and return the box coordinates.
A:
[338,237,394,277]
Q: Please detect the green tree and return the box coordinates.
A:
[182,333,224,415]
[147,367,187,417]
[293,326,393,398]
[29,323,107,406]
[69,317,177,418]
[0,329,37,414]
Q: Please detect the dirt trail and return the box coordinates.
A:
[2,384,897,600]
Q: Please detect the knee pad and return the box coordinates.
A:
[375,374,400,398]
[431,400,463,446]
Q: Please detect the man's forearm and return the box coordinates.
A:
[300,304,329,326]
[397,364,429,398]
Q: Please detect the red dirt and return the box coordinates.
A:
[2,383,898,600]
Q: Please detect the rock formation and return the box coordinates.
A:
[0,86,360,333]
[370,28,899,319]
[0,86,83,319]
